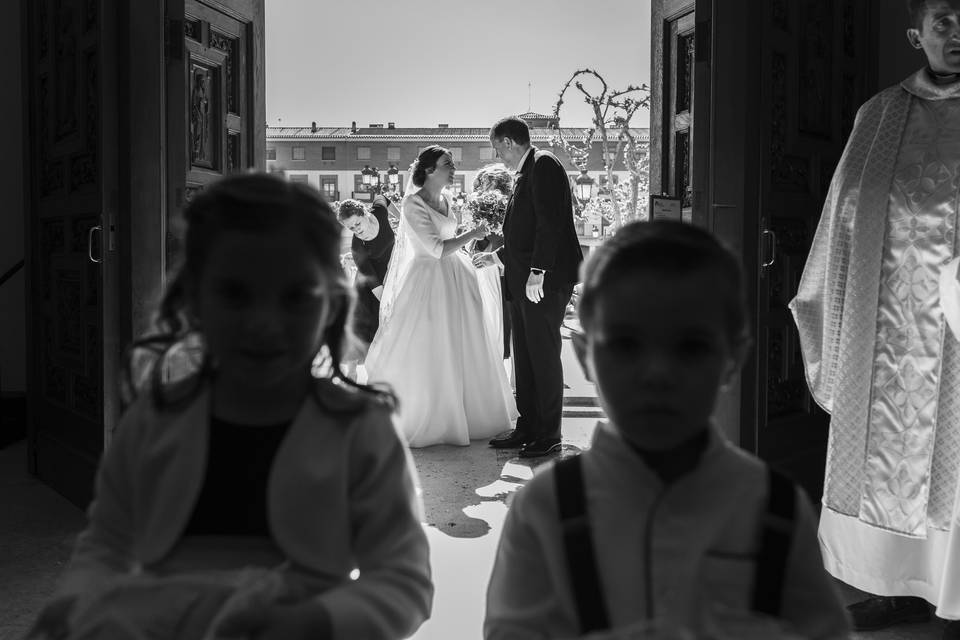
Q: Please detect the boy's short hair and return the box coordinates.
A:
[337,199,366,222]
[489,116,531,146]
[578,220,749,345]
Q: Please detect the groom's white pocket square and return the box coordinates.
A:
[940,256,960,343]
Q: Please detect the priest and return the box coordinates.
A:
[791,2,960,636]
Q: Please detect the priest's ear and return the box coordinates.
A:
[907,27,924,50]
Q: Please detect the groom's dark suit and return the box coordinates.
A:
[496,147,583,444]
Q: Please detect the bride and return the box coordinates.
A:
[364,146,518,447]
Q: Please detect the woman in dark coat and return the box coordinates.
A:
[338,196,396,354]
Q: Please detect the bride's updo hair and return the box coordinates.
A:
[411,145,450,187]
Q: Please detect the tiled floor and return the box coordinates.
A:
[0,441,85,639]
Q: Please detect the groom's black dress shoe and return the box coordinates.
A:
[489,429,526,449]
[519,437,562,458]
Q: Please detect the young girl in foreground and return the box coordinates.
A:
[32,173,432,640]
[484,220,849,639]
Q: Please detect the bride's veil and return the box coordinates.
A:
[378,163,420,330]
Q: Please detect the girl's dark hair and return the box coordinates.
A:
[411,145,450,187]
[578,220,749,346]
[122,172,395,412]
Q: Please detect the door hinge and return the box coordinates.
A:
[165,18,184,61]
[107,213,116,252]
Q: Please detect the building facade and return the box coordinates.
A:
[265,112,649,204]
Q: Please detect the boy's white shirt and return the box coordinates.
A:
[484,421,850,640]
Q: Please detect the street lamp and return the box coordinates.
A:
[368,167,381,192]
[575,169,595,203]
[387,164,400,193]
[361,165,373,187]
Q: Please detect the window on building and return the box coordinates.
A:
[450,147,462,163]
[320,176,338,200]
[266,147,277,160]
[450,175,466,195]
[387,147,401,161]
[289,174,308,183]
[321,146,336,161]
[357,147,371,160]
[479,147,495,161]
[292,146,305,161]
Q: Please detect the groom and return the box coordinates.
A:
[474,116,583,457]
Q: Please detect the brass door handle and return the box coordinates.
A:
[88,225,102,264]
[761,228,777,269]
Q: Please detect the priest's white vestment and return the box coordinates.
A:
[790,69,960,619]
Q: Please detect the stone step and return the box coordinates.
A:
[563,396,600,407]
[562,407,605,419]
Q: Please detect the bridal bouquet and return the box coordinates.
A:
[465,189,509,235]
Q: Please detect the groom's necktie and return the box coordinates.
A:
[505,172,522,218]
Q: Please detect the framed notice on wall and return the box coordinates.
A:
[650,195,683,222]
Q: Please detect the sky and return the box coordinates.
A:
[265,0,652,130]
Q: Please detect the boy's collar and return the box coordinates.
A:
[623,427,711,484]
[595,420,724,484]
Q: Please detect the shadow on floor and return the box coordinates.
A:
[412,441,582,539]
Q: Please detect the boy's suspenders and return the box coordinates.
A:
[554,455,797,635]
[554,455,611,633]
[752,466,797,616]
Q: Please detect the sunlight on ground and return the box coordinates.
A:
[413,504,508,640]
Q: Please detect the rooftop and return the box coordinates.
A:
[266,125,649,143]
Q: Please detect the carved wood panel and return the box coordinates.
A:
[798,0,832,138]
[167,1,253,268]
[758,0,872,448]
[27,0,105,503]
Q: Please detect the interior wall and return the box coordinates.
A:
[875,0,926,90]
[0,0,26,395]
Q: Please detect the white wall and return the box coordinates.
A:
[0,0,26,394]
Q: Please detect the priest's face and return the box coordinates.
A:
[909,0,960,74]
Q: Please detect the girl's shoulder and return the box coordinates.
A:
[309,377,395,419]
[123,372,203,419]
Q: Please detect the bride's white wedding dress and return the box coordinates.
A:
[364,190,518,447]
